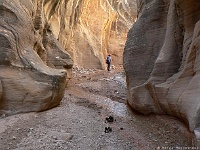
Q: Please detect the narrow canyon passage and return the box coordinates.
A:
[0,69,193,149]
[1,0,200,148]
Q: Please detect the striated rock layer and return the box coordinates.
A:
[124,0,200,140]
[43,0,136,69]
[0,0,73,115]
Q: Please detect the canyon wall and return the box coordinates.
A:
[0,0,73,115]
[124,0,200,140]
[43,0,136,69]
[0,0,136,115]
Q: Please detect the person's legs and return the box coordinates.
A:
[107,63,111,71]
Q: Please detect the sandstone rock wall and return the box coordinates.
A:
[124,0,200,139]
[0,0,136,115]
[0,0,73,115]
[43,0,136,69]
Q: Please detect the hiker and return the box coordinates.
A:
[106,54,111,71]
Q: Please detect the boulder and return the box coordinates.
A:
[0,0,72,115]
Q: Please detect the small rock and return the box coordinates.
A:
[2,114,6,117]
[12,136,16,140]
[106,116,114,123]
[53,136,58,140]
[105,127,112,133]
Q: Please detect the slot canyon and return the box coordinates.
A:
[0,0,200,149]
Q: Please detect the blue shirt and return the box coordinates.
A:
[106,56,111,63]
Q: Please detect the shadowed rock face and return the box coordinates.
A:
[124,0,200,139]
[0,0,73,115]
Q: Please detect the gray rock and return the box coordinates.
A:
[124,0,200,141]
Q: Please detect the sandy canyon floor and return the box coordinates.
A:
[0,69,194,150]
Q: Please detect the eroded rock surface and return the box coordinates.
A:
[124,0,200,140]
[0,0,73,115]
[0,0,136,115]
[43,0,136,69]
